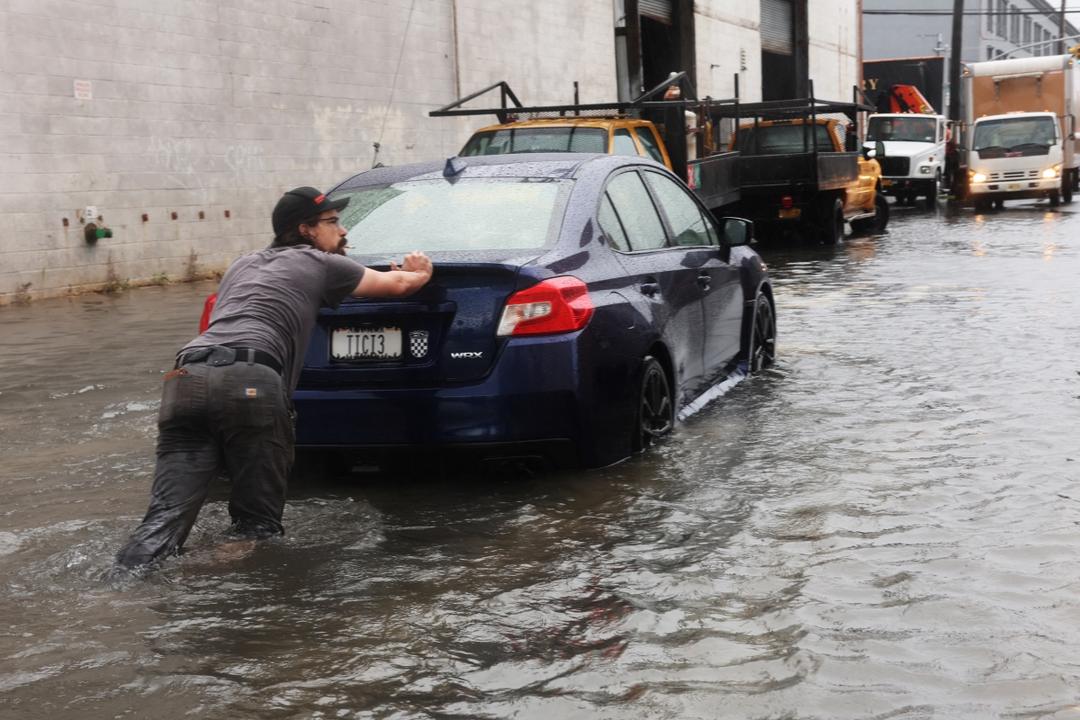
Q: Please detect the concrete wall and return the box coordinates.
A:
[695,0,859,102]
[0,0,855,304]
[807,0,860,100]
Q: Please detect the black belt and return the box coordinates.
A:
[177,346,283,375]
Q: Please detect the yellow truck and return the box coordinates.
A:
[731,114,888,244]
[460,117,673,169]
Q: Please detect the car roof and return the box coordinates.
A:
[470,117,654,133]
[332,152,665,191]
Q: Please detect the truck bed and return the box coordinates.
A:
[687,151,740,210]
[739,152,858,193]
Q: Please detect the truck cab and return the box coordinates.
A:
[864,113,947,205]
[966,111,1065,210]
[460,117,672,169]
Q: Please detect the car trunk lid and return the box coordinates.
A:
[298,262,524,388]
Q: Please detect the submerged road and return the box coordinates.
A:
[2,199,1079,719]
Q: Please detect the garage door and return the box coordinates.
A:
[640,0,672,24]
[761,0,794,54]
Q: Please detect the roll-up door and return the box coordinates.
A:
[640,0,672,24]
[760,0,794,55]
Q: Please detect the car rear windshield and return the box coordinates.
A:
[333,178,566,254]
[461,127,607,155]
[736,124,836,154]
[973,116,1057,156]
[867,116,937,143]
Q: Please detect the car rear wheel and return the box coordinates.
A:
[634,356,673,452]
[744,294,777,374]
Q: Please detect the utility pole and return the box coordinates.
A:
[946,0,964,197]
[948,0,963,125]
[1060,0,1067,54]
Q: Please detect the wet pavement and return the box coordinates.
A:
[2,199,1080,719]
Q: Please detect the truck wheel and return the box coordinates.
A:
[871,193,890,233]
[926,171,941,207]
[818,198,844,245]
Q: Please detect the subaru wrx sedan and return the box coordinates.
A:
[292,154,775,468]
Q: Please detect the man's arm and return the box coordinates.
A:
[351,251,433,298]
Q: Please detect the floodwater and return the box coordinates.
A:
[2,200,1080,719]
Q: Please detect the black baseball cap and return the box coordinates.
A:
[272,186,350,236]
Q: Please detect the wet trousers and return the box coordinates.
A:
[115,347,293,569]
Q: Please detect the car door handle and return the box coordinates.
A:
[697,273,711,291]
[640,281,660,297]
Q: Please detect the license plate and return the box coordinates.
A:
[882,179,894,187]
[1008,183,1020,191]
[331,327,402,360]
[779,207,801,219]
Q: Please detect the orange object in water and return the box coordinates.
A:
[888,84,936,114]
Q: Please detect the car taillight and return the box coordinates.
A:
[496,277,594,337]
[198,293,217,333]
[781,195,794,209]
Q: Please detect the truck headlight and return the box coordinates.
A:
[971,171,988,183]
[1042,164,1062,179]
[918,166,932,174]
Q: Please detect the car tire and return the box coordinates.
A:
[633,356,673,453]
[818,197,844,245]
[742,293,777,374]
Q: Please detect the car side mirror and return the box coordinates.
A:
[719,217,754,246]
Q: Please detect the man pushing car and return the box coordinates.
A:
[113,186,432,571]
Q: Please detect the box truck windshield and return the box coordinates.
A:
[973,116,1057,158]
[867,116,937,142]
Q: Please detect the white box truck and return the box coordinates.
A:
[962,54,1080,210]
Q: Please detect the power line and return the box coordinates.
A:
[864,8,1079,14]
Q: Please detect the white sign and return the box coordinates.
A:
[73,80,92,100]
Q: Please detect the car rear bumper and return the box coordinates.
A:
[292,334,587,461]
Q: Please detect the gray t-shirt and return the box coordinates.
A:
[183,246,364,391]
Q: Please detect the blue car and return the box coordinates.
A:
[292,153,775,469]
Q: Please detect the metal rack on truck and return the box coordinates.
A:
[429,72,742,213]
[703,84,887,244]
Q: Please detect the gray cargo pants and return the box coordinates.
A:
[115,346,293,569]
